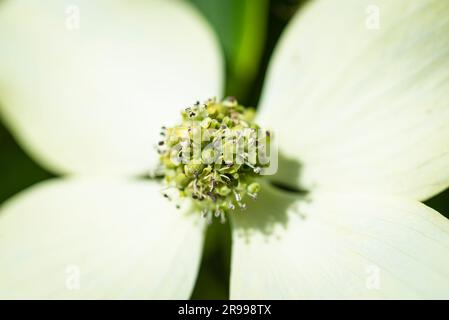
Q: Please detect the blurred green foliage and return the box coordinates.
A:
[0,0,447,301]
[188,0,269,103]
[0,122,53,204]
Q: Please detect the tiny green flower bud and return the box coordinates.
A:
[218,185,231,196]
[247,182,261,194]
[161,155,177,169]
[222,116,233,127]
[184,163,204,178]
[222,96,237,107]
[202,165,212,176]
[200,117,212,129]
[202,148,218,164]
[175,173,189,189]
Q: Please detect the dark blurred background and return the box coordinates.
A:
[0,0,447,300]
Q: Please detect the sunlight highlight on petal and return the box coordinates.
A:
[0,178,204,299]
[0,0,223,176]
[258,0,449,200]
[230,185,449,299]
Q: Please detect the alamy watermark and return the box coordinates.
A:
[366,264,381,290]
[365,5,380,30]
[65,265,81,290]
[65,5,80,30]
[163,124,278,175]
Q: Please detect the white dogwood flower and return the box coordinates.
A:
[0,0,449,299]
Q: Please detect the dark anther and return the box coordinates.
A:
[207,192,217,202]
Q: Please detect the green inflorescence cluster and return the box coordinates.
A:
[158,97,269,223]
